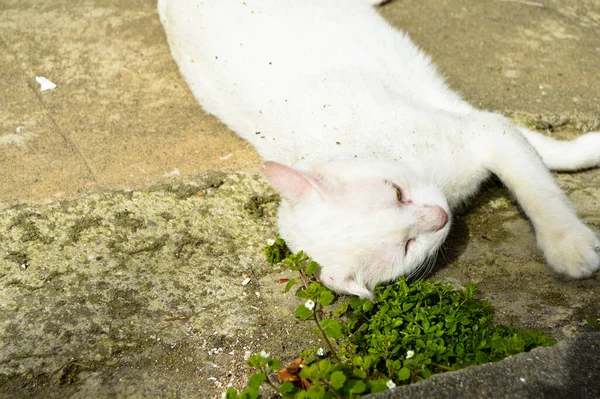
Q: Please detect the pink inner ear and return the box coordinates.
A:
[261,161,318,201]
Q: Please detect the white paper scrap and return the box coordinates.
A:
[35,76,57,92]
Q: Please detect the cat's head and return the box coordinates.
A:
[263,160,451,299]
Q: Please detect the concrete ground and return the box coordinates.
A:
[0,0,599,398]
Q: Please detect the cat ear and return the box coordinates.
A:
[318,266,374,300]
[342,279,374,301]
[261,161,320,202]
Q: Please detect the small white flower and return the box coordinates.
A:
[260,350,270,359]
[406,350,415,359]
[304,299,315,310]
[267,238,275,246]
[221,392,227,399]
[386,380,396,389]
[317,347,324,356]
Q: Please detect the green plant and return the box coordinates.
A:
[226,239,556,398]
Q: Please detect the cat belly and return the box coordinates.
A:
[158,0,471,154]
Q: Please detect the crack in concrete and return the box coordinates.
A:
[0,32,101,187]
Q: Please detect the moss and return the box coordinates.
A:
[5,250,29,266]
[56,362,90,385]
[158,211,176,221]
[151,172,227,200]
[67,216,103,243]
[162,183,204,199]
[113,210,146,233]
[173,231,208,260]
[539,291,568,307]
[125,234,170,255]
[106,288,146,318]
[197,171,227,191]
[8,211,54,244]
[243,194,279,218]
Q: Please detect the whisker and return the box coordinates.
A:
[407,251,439,282]
[421,254,436,279]
[430,158,439,184]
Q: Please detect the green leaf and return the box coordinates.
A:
[320,290,335,306]
[305,260,319,277]
[284,278,297,293]
[247,373,266,389]
[334,302,348,317]
[246,354,266,369]
[330,371,346,390]
[347,379,367,394]
[305,384,326,398]
[475,351,488,364]
[279,381,295,394]
[369,379,390,393]
[398,367,411,381]
[353,368,367,379]
[295,304,313,319]
[363,355,373,370]
[239,387,260,399]
[267,359,282,371]
[318,359,332,374]
[321,319,343,339]
[586,317,600,331]
[402,302,414,312]
[349,297,363,310]
[224,388,240,399]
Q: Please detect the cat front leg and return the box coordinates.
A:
[471,113,600,278]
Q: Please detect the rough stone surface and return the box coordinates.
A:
[0,0,599,398]
[0,172,317,397]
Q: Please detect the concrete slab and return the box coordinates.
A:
[0,0,599,398]
[0,0,258,206]
[0,44,97,207]
[381,0,600,131]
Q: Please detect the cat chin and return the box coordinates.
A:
[310,227,450,299]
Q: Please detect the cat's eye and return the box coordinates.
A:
[395,187,402,202]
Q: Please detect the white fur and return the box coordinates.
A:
[159,0,600,297]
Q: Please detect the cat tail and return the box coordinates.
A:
[517,126,600,171]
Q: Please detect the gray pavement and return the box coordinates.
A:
[1,0,599,398]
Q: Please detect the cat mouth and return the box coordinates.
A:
[405,238,416,255]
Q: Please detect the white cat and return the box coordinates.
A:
[158,0,600,298]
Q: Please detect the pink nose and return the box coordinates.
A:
[416,205,449,232]
[435,206,449,230]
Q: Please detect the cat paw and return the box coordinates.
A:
[538,223,600,278]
